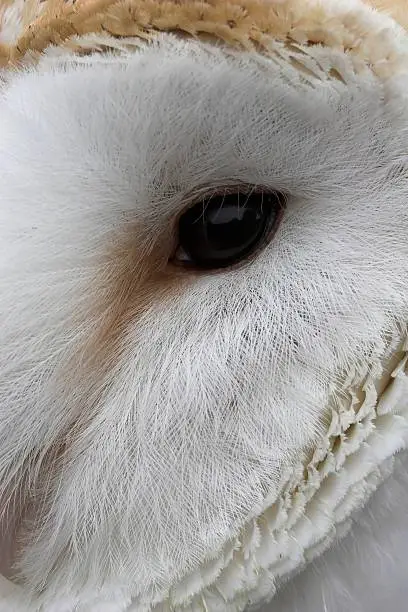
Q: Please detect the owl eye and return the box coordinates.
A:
[173,189,286,270]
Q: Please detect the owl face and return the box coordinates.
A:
[0,3,408,610]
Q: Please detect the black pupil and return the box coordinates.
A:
[178,190,284,269]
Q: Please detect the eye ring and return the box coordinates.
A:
[170,186,287,271]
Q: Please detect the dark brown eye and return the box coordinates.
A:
[173,189,285,270]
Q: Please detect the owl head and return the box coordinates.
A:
[0,1,407,610]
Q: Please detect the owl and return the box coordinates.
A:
[0,1,407,611]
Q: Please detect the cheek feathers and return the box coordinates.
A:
[67,219,191,403]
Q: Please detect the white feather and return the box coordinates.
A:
[0,31,407,611]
